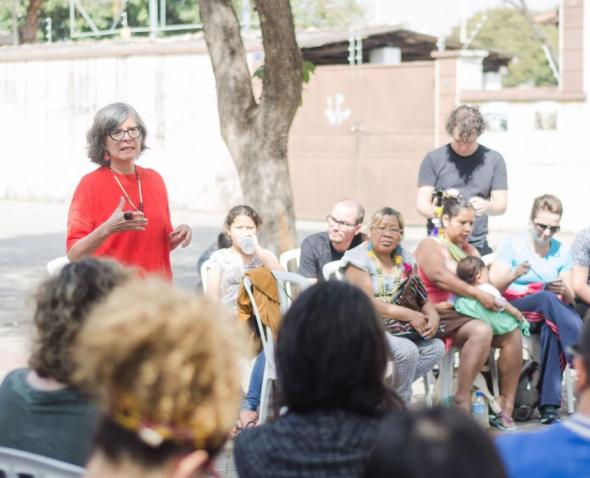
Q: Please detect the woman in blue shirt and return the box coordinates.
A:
[490,194,583,424]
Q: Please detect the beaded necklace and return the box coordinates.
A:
[111,166,144,212]
[367,242,406,302]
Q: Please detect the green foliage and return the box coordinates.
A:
[302,60,315,83]
[1,0,363,42]
[290,0,364,28]
[450,7,558,87]
[253,60,316,84]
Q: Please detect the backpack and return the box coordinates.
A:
[513,359,541,422]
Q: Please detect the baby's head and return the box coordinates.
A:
[456,256,487,285]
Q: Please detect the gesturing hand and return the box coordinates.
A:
[104,197,148,235]
[169,224,192,250]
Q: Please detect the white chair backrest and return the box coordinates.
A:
[200,259,214,293]
[272,271,311,313]
[0,446,84,478]
[46,256,69,276]
[242,276,276,378]
[242,271,310,374]
[279,248,301,272]
[322,260,343,281]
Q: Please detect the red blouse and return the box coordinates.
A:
[417,237,475,304]
[67,166,173,279]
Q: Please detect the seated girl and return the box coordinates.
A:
[205,205,283,430]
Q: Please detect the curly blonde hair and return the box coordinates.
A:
[73,278,247,458]
[29,258,130,385]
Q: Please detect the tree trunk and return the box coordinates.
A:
[19,0,44,43]
[197,0,303,253]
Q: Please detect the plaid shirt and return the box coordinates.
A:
[233,410,382,478]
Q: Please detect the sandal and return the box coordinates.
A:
[489,412,517,432]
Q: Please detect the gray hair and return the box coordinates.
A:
[87,103,148,166]
[445,105,487,141]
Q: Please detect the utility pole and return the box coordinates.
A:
[242,0,250,32]
[149,0,158,38]
[12,0,19,46]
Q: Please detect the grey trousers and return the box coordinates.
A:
[386,333,445,404]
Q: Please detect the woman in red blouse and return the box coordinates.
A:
[67,103,191,279]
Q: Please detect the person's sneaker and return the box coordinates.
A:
[489,412,518,431]
[539,405,560,425]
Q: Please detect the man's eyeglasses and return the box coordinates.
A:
[534,222,560,235]
[371,226,402,234]
[108,126,143,142]
[327,215,357,229]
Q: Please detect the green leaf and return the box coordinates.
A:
[302,61,316,84]
[253,65,265,80]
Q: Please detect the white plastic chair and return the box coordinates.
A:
[242,271,310,424]
[0,446,84,478]
[279,248,301,272]
[200,259,213,294]
[437,347,500,406]
[322,260,343,281]
[46,256,69,276]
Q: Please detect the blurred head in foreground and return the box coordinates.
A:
[75,278,247,478]
[364,407,507,478]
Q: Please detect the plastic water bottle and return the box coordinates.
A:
[239,235,256,255]
[471,390,489,429]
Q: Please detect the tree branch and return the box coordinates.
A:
[197,0,257,142]
[255,0,303,118]
[502,0,559,80]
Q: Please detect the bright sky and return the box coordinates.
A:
[363,0,560,36]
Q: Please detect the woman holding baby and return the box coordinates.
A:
[415,197,522,431]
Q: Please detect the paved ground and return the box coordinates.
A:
[0,199,575,476]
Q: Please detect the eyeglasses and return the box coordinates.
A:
[327,215,357,229]
[371,226,402,234]
[108,126,143,142]
[534,222,560,235]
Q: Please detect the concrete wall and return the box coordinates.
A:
[0,40,242,213]
[473,99,589,234]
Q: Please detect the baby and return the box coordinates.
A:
[453,256,529,336]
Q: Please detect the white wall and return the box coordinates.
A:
[0,45,242,212]
[476,99,590,234]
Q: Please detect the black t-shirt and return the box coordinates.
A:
[298,231,364,280]
[418,143,508,250]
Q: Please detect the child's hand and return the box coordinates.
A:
[514,311,526,322]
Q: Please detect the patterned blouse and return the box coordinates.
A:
[208,248,263,311]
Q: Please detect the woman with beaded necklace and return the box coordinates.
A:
[342,207,445,405]
[66,102,191,279]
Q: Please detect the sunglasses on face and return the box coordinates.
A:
[534,222,560,234]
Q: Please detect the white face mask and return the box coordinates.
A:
[529,224,551,246]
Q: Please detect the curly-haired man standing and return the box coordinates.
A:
[416,105,508,255]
